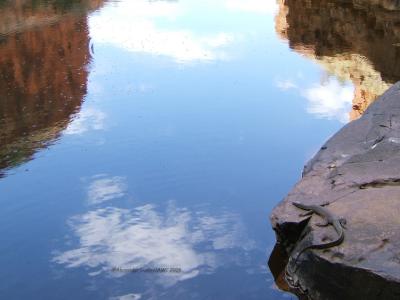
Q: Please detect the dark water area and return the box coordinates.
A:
[0,0,398,299]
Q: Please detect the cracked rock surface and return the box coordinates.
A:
[270,82,400,299]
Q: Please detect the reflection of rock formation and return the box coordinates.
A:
[0,0,104,35]
[0,0,104,176]
[276,0,400,120]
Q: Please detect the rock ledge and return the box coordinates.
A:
[270,83,400,299]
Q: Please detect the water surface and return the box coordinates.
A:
[0,0,379,299]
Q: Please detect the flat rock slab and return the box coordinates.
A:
[270,83,400,299]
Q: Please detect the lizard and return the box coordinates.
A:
[287,202,346,272]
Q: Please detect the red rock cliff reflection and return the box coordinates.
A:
[0,0,104,176]
[275,0,400,120]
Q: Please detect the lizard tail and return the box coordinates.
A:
[288,234,344,274]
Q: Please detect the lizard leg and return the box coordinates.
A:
[339,218,347,229]
[299,211,313,217]
[315,220,329,227]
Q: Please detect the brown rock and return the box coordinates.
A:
[269,83,400,299]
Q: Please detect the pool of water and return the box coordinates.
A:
[0,0,374,299]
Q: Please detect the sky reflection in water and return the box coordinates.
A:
[0,0,353,299]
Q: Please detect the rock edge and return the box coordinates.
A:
[270,82,400,299]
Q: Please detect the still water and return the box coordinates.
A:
[2,0,398,299]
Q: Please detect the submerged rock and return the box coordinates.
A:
[269,83,400,299]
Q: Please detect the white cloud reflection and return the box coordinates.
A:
[303,78,353,123]
[110,293,141,300]
[275,79,297,90]
[225,0,278,14]
[65,107,106,135]
[53,204,254,286]
[276,77,353,123]
[87,175,128,205]
[89,0,234,63]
